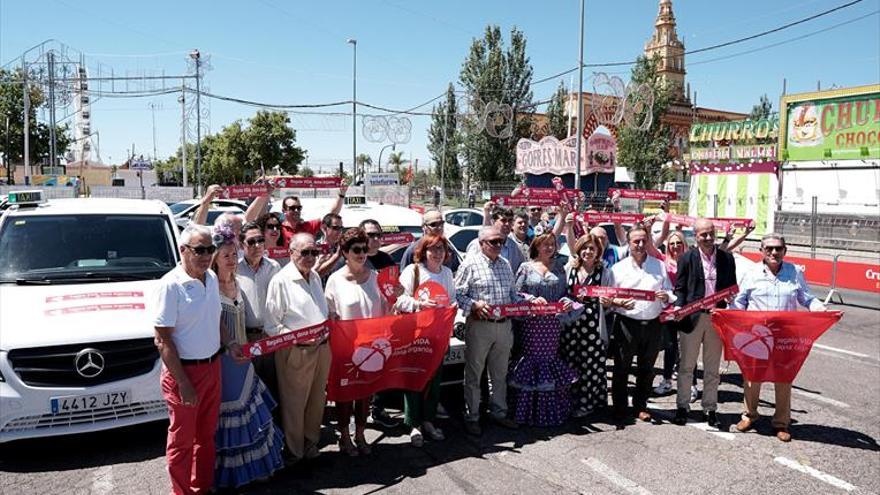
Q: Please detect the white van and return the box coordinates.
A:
[0,191,179,443]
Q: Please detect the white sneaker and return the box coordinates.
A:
[654,379,673,395]
[690,387,700,403]
[409,428,424,447]
[422,421,445,441]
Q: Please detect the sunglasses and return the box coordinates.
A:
[285,205,303,212]
[530,208,542,212]
[763,246,785,253]
[296,248,321,257]
[265,224,281,231]
[483,239,504,247]
[425,221,444,228]
[185,244,216,256]
[348,245,368,255]
[366,232,382,239]
[244,237,266,247]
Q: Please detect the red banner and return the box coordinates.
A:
[267,247,289,259]
[272,176,342,188]
[573,285,656,301]
[493,195,560,207]
[242,321,330,358]
[327,307,456,402]
[488,302,566,318]
[221,184,270,199]
[608,188,677,201]
[712,310,842,383]
[709,217,755,230]
[582,212,645,224]
[44,303,145,316]
[380,232,415,245]
[660,285,739,322]
[377,266,401,305]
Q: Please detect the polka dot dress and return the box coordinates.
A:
[560,266,607,413]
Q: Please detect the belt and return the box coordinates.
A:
[246,327,264,335]
[617,314,655,326]
[180,348,222,366]
[483,317,508,323]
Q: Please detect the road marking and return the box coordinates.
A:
[774,456,856,492]
[813,343,873,360]
[581,458,654,495]
[645,404,735,440]
[792,388,851,409]
[812,349,880,368]
[91,465,114,495]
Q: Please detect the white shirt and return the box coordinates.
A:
[325,270,386,320]
[610,255,676,320]
[238,256,281,329]
[264,262,329,336]
[151,265,221,359]
[394,263,457,313]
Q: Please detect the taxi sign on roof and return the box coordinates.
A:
[7,190,45,205]
[344,195,366,206]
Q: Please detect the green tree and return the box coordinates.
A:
[386,150,408,184]
[299,166,314,178]
[616,55,673,189]
[459,25,534,183]
[749,94,773,120]
[355,153,372,183]
[427,83,461,191]
[545,80,569,139]
[243,110,306,175]
[0,68,72,176]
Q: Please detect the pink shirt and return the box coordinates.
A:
[699,247,717,296]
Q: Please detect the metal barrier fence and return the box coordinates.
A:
[776,197,880,254]
[0,186,78,199]
[89,186,194,203]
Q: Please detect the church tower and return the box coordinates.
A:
[644,0,687,101]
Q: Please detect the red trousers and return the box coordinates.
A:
[161,360,221,495]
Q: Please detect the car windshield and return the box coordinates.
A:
[169,202,193,215]
[0,214,178,283]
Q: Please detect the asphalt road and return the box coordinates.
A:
[1,303,878,495]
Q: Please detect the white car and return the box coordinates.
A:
[272,197,424,238]
[443,208,484,228]
[170,198,247,230]
[0,191,179,443]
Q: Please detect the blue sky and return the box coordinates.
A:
[2,0,878,174]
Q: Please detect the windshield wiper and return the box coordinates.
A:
[14,278,53,285]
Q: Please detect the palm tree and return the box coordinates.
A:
[355,153,372,184]
[387,150,409,185]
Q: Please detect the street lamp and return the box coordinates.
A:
[347,38,360,196]
[377,143,395,174]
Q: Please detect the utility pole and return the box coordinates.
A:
[179,84,188,187]
[441,111,447,202]
[347,38,362,197]
[22,57,30,183]
[47,51,58,172]
[574,0,585,196]
[190,49,203,195]
[5,116,11,185]
[149,101,159,161]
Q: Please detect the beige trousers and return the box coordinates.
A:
[676,313,723,411]
[275,342,331,459]
[743,381,792,429]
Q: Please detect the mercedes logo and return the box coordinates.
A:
[74,348,105,378]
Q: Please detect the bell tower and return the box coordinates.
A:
[644,0,687,101]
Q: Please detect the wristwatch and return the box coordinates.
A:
[338,193,345,198]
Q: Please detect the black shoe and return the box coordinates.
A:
[703,410,719,428]
[672,408,688,425]
[371,409,402,428]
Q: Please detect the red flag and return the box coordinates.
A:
[376,266,401,305]
[712,310,843,383]
[327,307,456,402]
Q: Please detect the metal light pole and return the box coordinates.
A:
[190,49,203,195]
[179,86,188,187]
[574,0,586,197]
[5,116,11,185]
[347,38,360,197]
[377,143,395,174]
[149,101,159,161]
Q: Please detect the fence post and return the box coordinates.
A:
[712,194,719,217]
[810,196,818,259]
[824,253,844,305]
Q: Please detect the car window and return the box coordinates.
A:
[465,212,483,226]
[0,214,177,283]
[449,229,479,253]
[169,202,192,215]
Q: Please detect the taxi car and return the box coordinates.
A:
[0,190,179,442]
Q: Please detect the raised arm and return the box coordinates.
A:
[192,184,223,226]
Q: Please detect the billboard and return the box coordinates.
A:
[780,84,880,161]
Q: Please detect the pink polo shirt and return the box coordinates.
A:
[700,247,717,297]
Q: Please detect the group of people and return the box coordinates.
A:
[151,186,828,494]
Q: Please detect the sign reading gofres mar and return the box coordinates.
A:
[780,84,880,161]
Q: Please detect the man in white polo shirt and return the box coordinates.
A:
[264,232,331,464]
[152,224,242,494]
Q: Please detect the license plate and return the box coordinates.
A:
[444,346,465,365]
[50,391,131,414]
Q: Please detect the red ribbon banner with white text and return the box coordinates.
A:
[608,188,677,201]
[492,195,561,207]
[221,184,271,199]
[659,285,739,322]
[582,212,646,224]
[267,247,289,259]
[242,321,330,358]
[572,285,656,301]
[487,302,566,318]
[380,232,415,245]
[271,176,342,188]
[327,307,456,402]
[711,310,842,383]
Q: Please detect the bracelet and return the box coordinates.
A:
[338,193,345,198]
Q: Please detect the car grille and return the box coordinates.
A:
[0,400,167,433]
[7,338,159,387]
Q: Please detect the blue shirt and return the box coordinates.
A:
[732,261,822,312]
[466,237,526,275]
